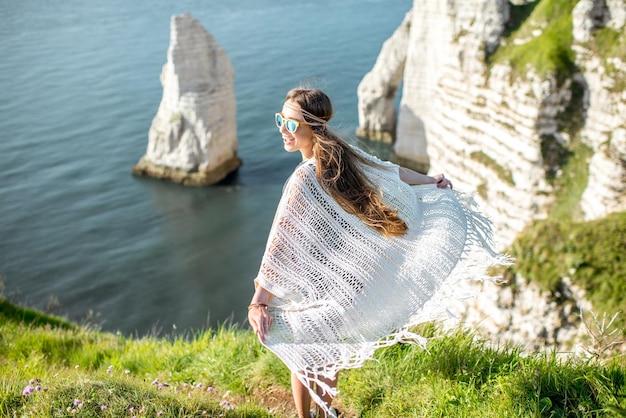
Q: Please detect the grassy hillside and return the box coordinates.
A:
[2,298,626,417]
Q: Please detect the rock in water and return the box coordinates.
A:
[132,13,241,186]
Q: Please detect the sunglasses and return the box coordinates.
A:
[275,113,306,133]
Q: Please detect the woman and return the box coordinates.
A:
[248,88,507,418]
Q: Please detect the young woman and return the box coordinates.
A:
[248,88,506,418]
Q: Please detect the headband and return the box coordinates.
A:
[284,102,329,127]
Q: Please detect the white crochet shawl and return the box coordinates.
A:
[254,148,510,413]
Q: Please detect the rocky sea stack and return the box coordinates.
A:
[132,13,241,186]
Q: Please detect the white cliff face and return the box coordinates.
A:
[572,0,626,219]
[573,0,609,42]
[448,276,594,353]
[358,0,626,245]
[574,0,626,42]
[393,0,549,246]
[577,54,626,219]
[357,0,625,351]
[133,13,240,186]
[607,0,626,29]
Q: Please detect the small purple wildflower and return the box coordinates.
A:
[152,378,159,385]
[106,365,113,374]
[129,406,134,413]
[73,399,82,407]
[35,385,41,392]
[22,385,34,396]
[101,405,107,411]
[195,383,203,389]
[207,386,213,393]
[157,412,163,417]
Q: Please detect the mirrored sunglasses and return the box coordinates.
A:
[275,113,305,133]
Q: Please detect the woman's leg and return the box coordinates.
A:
[292,372,339,418]
[314,373,338,417]
[291,372,312,418]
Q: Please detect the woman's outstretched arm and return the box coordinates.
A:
[399,167,453,189]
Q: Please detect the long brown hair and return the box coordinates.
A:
[284,88,407,237]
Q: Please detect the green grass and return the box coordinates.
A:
[342,326,626,417]
[0,298,275,417]
[2,299,626,417]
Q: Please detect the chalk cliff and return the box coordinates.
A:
[357,0,625,245]
[574,0,626,219]
[132,13,241,186]
[358,0,625,352]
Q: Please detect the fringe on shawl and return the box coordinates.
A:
[260,186,512,418]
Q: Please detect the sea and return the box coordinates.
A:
[0,0,412,336]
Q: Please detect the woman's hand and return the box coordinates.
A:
[433,173,453,189]
[248,303,273,343]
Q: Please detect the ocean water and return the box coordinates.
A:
[0,0,411,335]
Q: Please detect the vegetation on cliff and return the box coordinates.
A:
[489,0,625,86]
[588,24,626,91]
[489,0,578,82]
[501,210,626,333]
[2,297,626,417]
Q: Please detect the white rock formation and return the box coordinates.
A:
[357,0,626,245]
[357,0,626,351]
[133,13,241,186]
[577,54,626,219]
[356,12,411,145]
[607,0,626,28]
[573,0,609,42]
[573,0,626,219]
[447,276,593,353]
